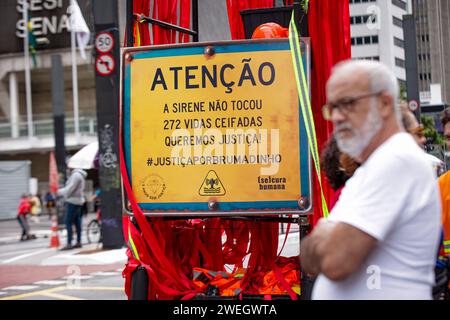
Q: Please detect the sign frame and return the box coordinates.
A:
[120,39,312,217]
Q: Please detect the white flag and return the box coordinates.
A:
[68,0,90,60]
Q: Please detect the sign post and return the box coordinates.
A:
[122,39,311,216]
[92,0,123,249]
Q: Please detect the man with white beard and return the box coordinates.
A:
[301,60,441,300]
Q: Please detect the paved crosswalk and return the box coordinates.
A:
[0,269,125,300]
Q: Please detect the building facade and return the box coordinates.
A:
[349,0,412,88]
[0,0,231,207]
[412,0,450,106]
[0,0,98,187]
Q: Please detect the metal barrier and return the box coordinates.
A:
[0,113,97,138]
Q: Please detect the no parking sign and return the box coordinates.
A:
[95,53,115,76]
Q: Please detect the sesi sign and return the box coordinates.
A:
[15,0,70,39]
[0,0,92,55]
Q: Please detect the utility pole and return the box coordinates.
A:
[23,2,34,139]
[403,14,421,120]
[92,0,123,249]
[70,0,80,139]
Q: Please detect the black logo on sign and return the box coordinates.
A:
[199,171,226,196]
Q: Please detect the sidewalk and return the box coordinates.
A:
[0,213,128,296]
[0,214,300,300]
[0,213,94,245]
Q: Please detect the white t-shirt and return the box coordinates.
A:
[312,133,441,300]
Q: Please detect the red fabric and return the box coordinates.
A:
[178,0,191,43]
[308,0,351,226]
[131,0,191,46]
[226,0,274,40]
[240,220,279,293]
[120,145,201,298]
[202,218,225,270]
[133,0,151,46]
[154,0,170,44]
[222,220,250,266]
[169,0,179,43]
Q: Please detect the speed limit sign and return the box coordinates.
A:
[95,32,114,53]
[408,100,419,112]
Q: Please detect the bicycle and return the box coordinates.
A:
[87,209,102,244]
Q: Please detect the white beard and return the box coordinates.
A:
[334,99,383,159]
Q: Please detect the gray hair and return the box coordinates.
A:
[330,59,401,123]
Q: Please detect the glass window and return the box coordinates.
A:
[393,16,403,28]
[392,0,407,10]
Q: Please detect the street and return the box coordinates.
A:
[0,213,300,300]
[0,213,127,300]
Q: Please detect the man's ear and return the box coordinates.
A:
[378,92,394,119]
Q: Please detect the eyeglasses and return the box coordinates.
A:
[322,91,383,121]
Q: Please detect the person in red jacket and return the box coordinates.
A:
[17,194,33,241]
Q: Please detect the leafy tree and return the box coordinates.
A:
[399,84,407,101]
[421,115,446,147]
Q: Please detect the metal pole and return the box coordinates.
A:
[126,0,134,47]
[51,54,67,183]
[23,3,34,139]
[403,14,421,120]
[130,266,148,300]
[70,0,80,139]
[92,0,124,249]
[9,72,20,139]
[192,0,199,42]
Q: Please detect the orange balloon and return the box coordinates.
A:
[251,22,289,39]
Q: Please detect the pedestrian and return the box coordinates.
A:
[320,136,358,209]
[57,168,87,250]
[29,193,42,224]
[437,108,450,286]
[17,194,32,241]
[399,102,427,147]
[399,103,444,176]
[44,190,56,219]
[301,60,441,299]
[91,187,102,213]
[399,105,449,298]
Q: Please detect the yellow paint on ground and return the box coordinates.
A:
[0,286,66,300]
[69,286,123,291]
[0,286,123,300]
[41,292,85,300]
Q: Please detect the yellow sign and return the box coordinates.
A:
[123,40,310,212]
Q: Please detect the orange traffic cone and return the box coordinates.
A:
[49,215,60,248]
